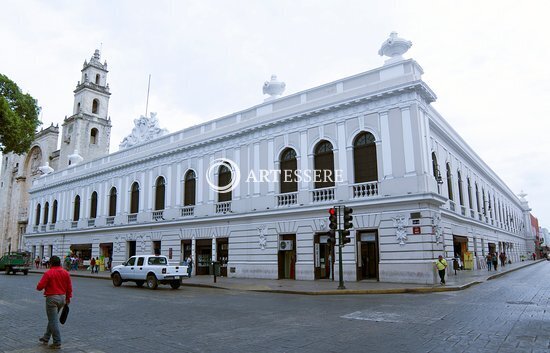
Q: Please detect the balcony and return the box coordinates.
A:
[88,219,96,227]
[470,209,475,218]
[351,181,379,199]
[276,192,298,207]
[460,206,466,216]
[180,206,195,217]
[106,216,115,225]
[311,187,335,203]
[153,210,164,221]
[216,201,231,214]
[128,214,137,223]
[49,224,55,231]
[71,221,78,229]
[33,226,38,232]
[41,225,47,232]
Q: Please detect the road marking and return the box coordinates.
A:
[342,310,442,324]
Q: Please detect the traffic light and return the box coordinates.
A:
[342,206,353,245]
[328,207,338,235]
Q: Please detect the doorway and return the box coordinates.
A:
[278,234,296,279]
[127,241,136,258]
[357,231,379,280]
[152,241,161,255]
[216,238,228,277]
[314,233,334,280]
[195,239,212,275]
[453,235,468,262]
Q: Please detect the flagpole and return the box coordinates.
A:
[145,74,151,117]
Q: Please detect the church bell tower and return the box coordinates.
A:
[59,49,112,167]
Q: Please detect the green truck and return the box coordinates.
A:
[0,251,32,275]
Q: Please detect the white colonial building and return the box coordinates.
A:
[19,34,533,284]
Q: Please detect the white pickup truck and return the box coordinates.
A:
[111,255,187,289]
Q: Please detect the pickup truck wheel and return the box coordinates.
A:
[112,273,123,287]
[135,280,145,288]
[170,280,181,289]
[5,267,11,275]
[23,270,28,275]
[147,274,158,289]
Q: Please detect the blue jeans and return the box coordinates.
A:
[43,295,65,344]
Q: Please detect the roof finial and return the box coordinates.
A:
[378,32,412,65]
[262,74,286,102]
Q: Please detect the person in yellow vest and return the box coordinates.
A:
[436,255,448,285]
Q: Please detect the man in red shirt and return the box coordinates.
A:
[36,255,72,349]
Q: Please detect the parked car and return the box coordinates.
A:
[110,255,187,289]
[0,251,32,275]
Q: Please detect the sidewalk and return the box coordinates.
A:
[29,259,546,295]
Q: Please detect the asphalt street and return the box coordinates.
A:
[0,262,548,353]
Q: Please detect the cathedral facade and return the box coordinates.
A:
[14,35,536,284]
[0,50,111,255]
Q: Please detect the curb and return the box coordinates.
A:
[28,260,545,295]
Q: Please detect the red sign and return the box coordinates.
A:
[413,226,421,235]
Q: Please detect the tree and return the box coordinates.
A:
[0,74,41,154]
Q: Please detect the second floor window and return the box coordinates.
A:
[35,203,41,226]
[218,164,232,202]
[184,170,196,206]
[155,177,166,210]
[314,140,335,189]
[280,148,298,193]
[109,187,117,217]
[73,195,81,222]
[130,182,139,214]
[52,200,58,224]
[43,202,49,224]
[446,163,453,200]
[90,191,98,219]
[353,132,377,183]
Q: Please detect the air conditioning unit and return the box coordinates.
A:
[279,240,293,251]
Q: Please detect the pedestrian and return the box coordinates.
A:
[486,253,492,271]
[94,257,99,273]
[107,256,112,271]
[492,252,498,271]
[532,252,536,261]
[90,257,96,274]
[36,255,73,350]
[186,255,193,278]
[499,252,506,267]
[436,255,448,285]
[35,256,41,269]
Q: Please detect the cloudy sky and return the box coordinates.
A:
[1,0,549,226]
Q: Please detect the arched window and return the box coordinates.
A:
[43,202,49,225]
[130,182,139,214]
[218,164,232,202]
[155,177,166,211]
[52,200,58,224]
[457,171,464,206]
[475,183,481,213]
[353,132,377,183]
[280,148,298,193]
[109,187,117,217]
[73,195,81,222]
[77,102,81,112]
[446,163,453,200]
[95,74,100,85]
[314,140,335,189]
[92,99,99,114]
[431,152,439,179]
[467,178,473,209]
[482,188,487,215]
[90,191,98,219]
[35,204,41,226]
[90,128,98,144]
[184,170,196,206]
